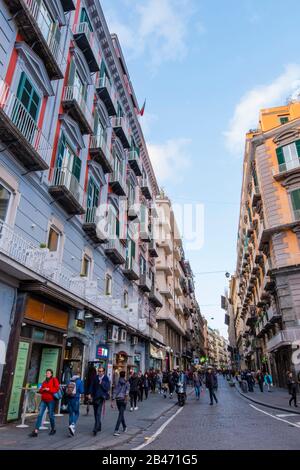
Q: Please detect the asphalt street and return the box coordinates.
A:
[127,377,300,450]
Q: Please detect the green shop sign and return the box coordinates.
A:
[7,342,29,421]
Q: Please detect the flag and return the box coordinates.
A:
[139,99,146,116]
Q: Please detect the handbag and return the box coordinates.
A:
[53,378,63,400]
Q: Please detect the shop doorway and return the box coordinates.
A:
[62,337,84,383]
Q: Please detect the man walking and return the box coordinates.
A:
[205,367,218,405]
[65,368,84,436]
[111,371,130,436]
[256,370,264,393]
[287,372,298,408]
[128,369,140,411]
[88,366,110,436]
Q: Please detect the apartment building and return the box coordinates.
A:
[234,101,300,386]
[207,328,229,369]
[0,0,165,424]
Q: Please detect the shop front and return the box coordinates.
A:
[2,295,69,423]
[149,344,165,371]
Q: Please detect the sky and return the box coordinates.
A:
[101,0,300,338]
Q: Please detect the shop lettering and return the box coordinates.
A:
[102,455,137,467]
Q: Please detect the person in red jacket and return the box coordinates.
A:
[29,369,60,437]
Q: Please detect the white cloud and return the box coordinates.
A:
[102,0,196,70]
[147,138,192,183]
[224,64,300,156]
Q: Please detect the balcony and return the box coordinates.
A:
[111,116,130,149]
[273,158,300,182]
[251,185,261,209]
[128,199,139,221]
[149,286,163,308]
[174,262,181,277]
[157,238,172,255]
[73,23,99,73]
[4,0,65,79]
[156,261,172,277]
[104,238,126,265]
[175,299,184,315]
[128,149,142,176]
[0,80,51,171]
[82,207,108,244]
[123,257,140,281]
[148,240,159,258]
[140,221,151,243]
[89,134,113,174]
[109,167,127,196]
[157,309,186,335]
[141,176,152,200]
[175,280,183,296]
[267,328,300,352]
[49,167,85,215]
[139,273,152,292]
[96,75,117,116]
[160,283,173,299]
[62,86,93,135]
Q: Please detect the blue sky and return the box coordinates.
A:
[101,0,300,337]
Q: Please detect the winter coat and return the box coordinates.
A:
[112,378,130,400]
[128,374,140,392]
[89,374,110,401]
[38,377,60,402]
[205,372,217,389]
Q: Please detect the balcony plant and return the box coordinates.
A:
[40,243,47,249]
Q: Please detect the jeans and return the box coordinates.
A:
[115,400,126,431]
[130,391,138,408]
[93,398,104,432]
[258,382,264,392]
[35,400,55,431]
[194,385,201,399]
[68,398,80,426]
[208,387,218,404]
[144,387,149,399]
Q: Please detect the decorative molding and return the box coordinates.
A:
[59,114,85,149]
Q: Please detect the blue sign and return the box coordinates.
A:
[96,344,109,359]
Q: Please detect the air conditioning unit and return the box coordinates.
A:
[107,325,119,342]
[119,329,127,343]
[131,335,138,346]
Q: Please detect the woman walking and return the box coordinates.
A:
[29,369,60,437]
[193,370,202,400]
[287,372,298,408]
[128,369,140,411]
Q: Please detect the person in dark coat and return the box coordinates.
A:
[205,368,218,405]
[256,370,264,393]
[143,372,150,399]
[287,372,298,408]
[111,371,130,436]
[128,369,140,411]
[88,366,110,436]
[137,371,144,402]
[246,370,255,392]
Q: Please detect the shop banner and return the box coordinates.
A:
[7,341,29,421]
[38,348,59,384]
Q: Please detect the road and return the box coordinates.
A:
[124,377,300,450]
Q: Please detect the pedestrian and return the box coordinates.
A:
[151,370,157,393]
[156,370,163,394]
[256,370,264,393]
[162,370,169,398]
[29,369,60,437]
[65,368,84,436]
[246,370,255,392]
[84,363,97,415]
[168,369,178,398]
[287,372,298,408]
[264,372,273,392]
[111,370,130,436]
[144,372,150,399]
[205,368,218,405]
[88,366,110,436]
[193,370,202,400]
[128,369,140,411]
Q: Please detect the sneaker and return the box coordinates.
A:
[29,431,38,437]
[134,406,138,411]
[69,424,75,436]
[123,426,127,433]
[114,431,120,436]
[49,429,56,436]
[130,407,133,412]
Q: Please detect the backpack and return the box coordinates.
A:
[65,380,77,397]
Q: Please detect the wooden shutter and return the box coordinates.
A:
[72,155,82,181]
[68,58,75,85]
[291,190,300,211]
[56,133,66,168]
[276,147,285,165]
[295,140,300,158]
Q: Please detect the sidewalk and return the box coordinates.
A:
[0,390,190,450]
[235,382,300,414]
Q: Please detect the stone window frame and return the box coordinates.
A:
[0,165,20,226]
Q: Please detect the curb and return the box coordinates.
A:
[235,384,300,415]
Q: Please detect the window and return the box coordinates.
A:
[127,181,135,208]
[276,141,300,172]
[16,72,40,122]
[94,114,107,143]
[140,255,146,275]
[37,1,54,43]
[47,227,60,252]
[81,254,91,277]
[126,237,136,267]
[123,290,128,308]
[105,274,112,296]
[108,204,119,238]
[56,133,81,181]
[87,177,100,210]
[80,7,93,32]
[0,183,11,223]
[291,189,300,221]
[279,116,289,125]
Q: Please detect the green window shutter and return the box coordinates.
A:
[72,155,82,181]
[80,7,93,31]
[68,59,75,85]
[100,60,106,79]
[291,190,300,211]
[93,185,100,207]
[116,218,120,237]
[56,133,66,168]
[17,72,40,121]
[87,179,93,209]
[276,147,285,166]
[295,140,300,158]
